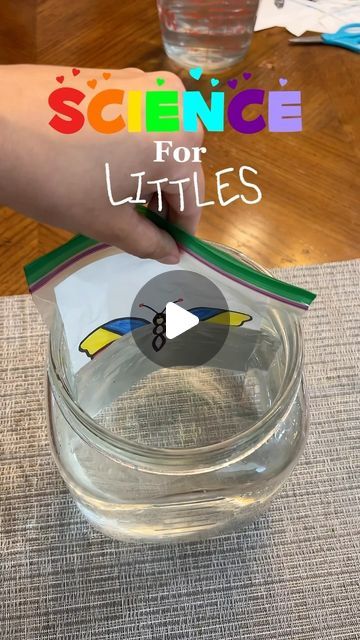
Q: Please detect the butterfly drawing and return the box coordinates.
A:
[79,299,252,359]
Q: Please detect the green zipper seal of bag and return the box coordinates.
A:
[136,205,316,310]
[24,205,316,310]
[25,235,106,292]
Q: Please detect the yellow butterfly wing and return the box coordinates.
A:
[79,327,122,358]
[206,311,252,327]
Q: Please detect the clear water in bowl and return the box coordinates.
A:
[74,319,283,449]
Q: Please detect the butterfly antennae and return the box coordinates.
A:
[139,303,157,313]
[161,298,183,313]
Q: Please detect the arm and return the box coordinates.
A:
[0,65,204,264]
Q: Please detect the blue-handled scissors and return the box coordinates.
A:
[289,23,360,54]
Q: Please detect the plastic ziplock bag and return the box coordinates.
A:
[25,206,316,413]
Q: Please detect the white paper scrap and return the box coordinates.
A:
[255,0,360,37]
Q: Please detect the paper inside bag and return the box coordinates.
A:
[54,251,262,376]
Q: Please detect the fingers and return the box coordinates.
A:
[141,71,204,234]
[148,192,168,218]
[164,165,204,235]
[95,204,180,264]
[114,68,145,78]
[147,165,204,236]
[145,70,184,88]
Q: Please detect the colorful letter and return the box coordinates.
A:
[183,91,224,132]
[227,89,266,134]
[146,91,180,132]
[88,89,125,134]
[268,91,302,132]
[128,91,142,132]
[48,87,85,134]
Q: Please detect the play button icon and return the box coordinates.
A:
[130,269,231,368]
[165,302,199,340]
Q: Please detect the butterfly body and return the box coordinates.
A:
[149,309,167,352]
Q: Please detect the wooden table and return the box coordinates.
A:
[0,0,359,295]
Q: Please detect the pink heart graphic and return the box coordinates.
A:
[56,75,64,84]
[72,68,80,76]
[243,72,252,80]
[279,78,288,87]
[227,79,238,90]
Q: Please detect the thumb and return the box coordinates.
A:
[93,204,180,264]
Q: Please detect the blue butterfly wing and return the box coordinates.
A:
[189,307,225,321]
[103,317,150,335]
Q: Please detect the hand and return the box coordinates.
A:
[0,65,204,263]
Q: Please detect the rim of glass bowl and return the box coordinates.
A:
[47,245,304,476]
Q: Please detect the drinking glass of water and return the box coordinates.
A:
[156,0,259,72]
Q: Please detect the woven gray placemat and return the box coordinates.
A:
[1,259,359,640]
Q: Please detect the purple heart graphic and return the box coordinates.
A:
[243,72,252,80]
[227,78,238,90]
[189,67,203,81]
[279,78,288,87]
